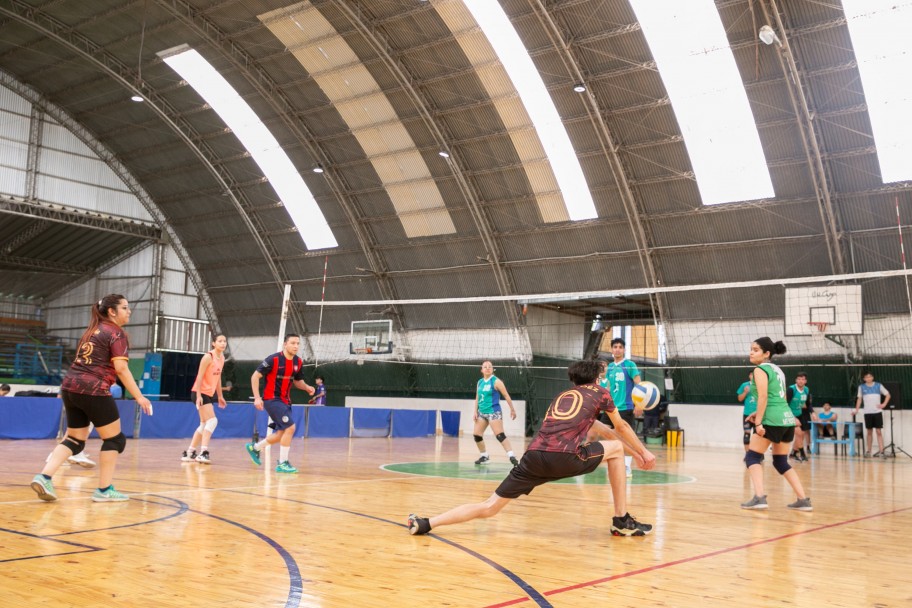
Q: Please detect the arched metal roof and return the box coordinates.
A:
[1,0,910,335]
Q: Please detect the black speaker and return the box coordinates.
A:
[882,381,903,410]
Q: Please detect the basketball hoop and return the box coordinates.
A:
[807,321,829,336]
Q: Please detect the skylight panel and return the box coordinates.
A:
[631,0,774,205]
[843,0,912,183]
[158,45,337,250]
[463,0,597,221]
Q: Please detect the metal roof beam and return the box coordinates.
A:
[0,194,161,239]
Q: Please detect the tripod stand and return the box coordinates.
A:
[882,405,912,459]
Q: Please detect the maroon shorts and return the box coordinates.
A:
[495,443,606,499]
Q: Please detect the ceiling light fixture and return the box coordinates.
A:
[312,165,324,173]
[573,83,586,93]
[758,25,781,47]
[438,150,450,158]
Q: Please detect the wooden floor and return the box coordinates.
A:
[2,436,911,607]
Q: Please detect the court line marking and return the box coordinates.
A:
[0,526,102,563]
[223,489,554,608]
[481,504,912,608]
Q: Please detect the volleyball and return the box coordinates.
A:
[631,381,661,410]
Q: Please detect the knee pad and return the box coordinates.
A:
[743,431,751,445]
[101,432,127,453]
[196,423,206,435]
[744,450,764,468]
[773,454,791,475]
[61,436,86,455]
[473,434,484,443]
[495,432,507,443]
[204,417,218,433]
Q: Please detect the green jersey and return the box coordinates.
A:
[751,362,794,427]
[787,384,809,417]
[476,375,501,414]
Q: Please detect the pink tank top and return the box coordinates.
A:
[191,350,224,397]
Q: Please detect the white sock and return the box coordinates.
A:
[624,455,632,470]
[480,451,489,458]
[188,445,196,452]
[255,439,269,450]
[200,445,208,452]
[279,446,290,463]
[507,451,515,457]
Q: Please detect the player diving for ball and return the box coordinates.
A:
[408,359,656,537]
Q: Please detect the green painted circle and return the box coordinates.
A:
[382,462,694,485]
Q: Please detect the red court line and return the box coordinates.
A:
[483,505,912,608]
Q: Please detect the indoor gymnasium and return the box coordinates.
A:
[1,1,910,606]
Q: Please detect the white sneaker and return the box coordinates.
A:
[68,453,96,468]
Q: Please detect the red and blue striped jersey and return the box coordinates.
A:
[256,352,305,405]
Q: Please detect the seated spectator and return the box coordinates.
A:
[643,395,668,436]
[0,384,10,397]
[816,402,838,438]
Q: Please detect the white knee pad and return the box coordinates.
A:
[196,423,206,435]
[204,417,218,433]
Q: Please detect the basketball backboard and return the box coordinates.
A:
[350,320,394,354]
[784,285,863,335]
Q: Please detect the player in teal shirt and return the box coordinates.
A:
[605,338,641,478]
[741,337,811,512]
[786,373,811,462]
[473,361,518,467]
[737,372,757,451]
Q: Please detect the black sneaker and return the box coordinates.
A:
[610,513,653,537]
[195,450,211,464]
[181,449,197,462]
[474,455,490,465]
[407,513,431,536]
[509,455,520,467]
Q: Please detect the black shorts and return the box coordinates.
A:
[797,410,812,430]
[192,392,215,406]
[756,425,795,444]
[495,443,605,499]
[62,390,120,429]
[819,423,837,438]
[864,412,883,429]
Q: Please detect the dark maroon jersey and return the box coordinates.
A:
[527,383,616,453]
[256,352,305,405]
[61,322,129,396]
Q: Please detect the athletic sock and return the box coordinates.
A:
[41,474,52,481]
[507,451,515,457]
[200,445,208,452]
[254,439,269,450]
[279,446,290,463]
[98,485,112,492]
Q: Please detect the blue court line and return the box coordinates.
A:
[8,494,303,608]
[186,504,306,608]
[48,495,189,536]
[0,525,102,563]
[225,490,552,608]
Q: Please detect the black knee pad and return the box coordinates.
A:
[61,436,86,455]
[744,450,764,468]
[773,454,791,475]
[743,431,751,445]
[495,432,507,443]
[473,434,484,443]
[101,432,127,453]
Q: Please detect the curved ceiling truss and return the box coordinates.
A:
[0,67,220,332]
